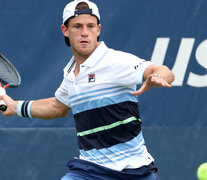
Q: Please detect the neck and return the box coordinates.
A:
[73,52,89,77]
[72,42,99,77]
[73,52,89,65]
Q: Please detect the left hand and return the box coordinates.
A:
[132,74,172,96]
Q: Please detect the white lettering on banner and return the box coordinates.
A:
[150,38,170,66]
[171,38,195,86]
[151,38,207,87]
[187,40,207,87]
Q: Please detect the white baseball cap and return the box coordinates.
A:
[62,0,100,24]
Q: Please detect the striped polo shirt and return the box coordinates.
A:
[55,41,154,171]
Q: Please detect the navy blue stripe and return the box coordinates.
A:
[24,101,29,118]
[67,60,75,74]
[74,101,140,133]
[75,9,92,16]
[21,101,29,118]
[20,101,25,117]
[21,101,26,117]
[78,119,141,151]
[67,159,158,179]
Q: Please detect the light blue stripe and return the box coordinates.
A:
[17,101,24,117]
[70,87,135,104]
[80,132,145,161]
[93,147,145,165]
[69,86,127,100]
[27,100,34,118]
[72,92,138,114]
[81,142,145,164]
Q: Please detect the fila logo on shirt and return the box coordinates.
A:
[88,74,95,83]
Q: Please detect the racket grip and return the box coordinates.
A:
[0,100,7,112]
[0,87,7,112]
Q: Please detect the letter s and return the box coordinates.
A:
[187,40,207,87]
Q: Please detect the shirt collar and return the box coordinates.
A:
[64,56,75,74]
[82,41,108,67]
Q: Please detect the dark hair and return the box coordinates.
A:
[64,2,100,47]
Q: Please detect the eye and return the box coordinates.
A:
[88,24,95,29]
[74,25,81,29]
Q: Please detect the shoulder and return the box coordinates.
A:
[105,48,145,66]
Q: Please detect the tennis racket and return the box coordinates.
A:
[0,53,21,112]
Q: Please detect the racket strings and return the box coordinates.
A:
[0,54,21,87]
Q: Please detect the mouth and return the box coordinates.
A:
[80,40,89,45]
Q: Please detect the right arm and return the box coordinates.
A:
[30,97,71,119]
[0,95,71,120]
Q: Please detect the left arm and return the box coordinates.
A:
[133,65,175,96]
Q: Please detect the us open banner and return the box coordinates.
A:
[0,0,206,180]
[152,38,207,87]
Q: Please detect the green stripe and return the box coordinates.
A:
[77,117,141,137]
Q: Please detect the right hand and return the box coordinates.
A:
[0,93,17,116]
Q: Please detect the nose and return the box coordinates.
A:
[81,25,89,37]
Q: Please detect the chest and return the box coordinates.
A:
[65,64,116,97]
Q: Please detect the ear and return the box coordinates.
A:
[97,24,101,37]
[61,24,69,38]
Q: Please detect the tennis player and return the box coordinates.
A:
[0,0,175,179]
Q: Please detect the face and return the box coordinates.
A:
[62,14,101,59]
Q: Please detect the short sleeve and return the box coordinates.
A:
[112,51,153,85]
[55,78,71,108]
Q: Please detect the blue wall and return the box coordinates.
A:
[0,0,207,179]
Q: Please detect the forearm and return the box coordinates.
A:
[144,65,175,84]
[1,95,70,119]
[30,97,71,120]
[152,65,175,84]
[134,65,175,95]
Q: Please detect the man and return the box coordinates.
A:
[0,0,175,179]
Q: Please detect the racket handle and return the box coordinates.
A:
[0,100,7,112]
[0,87,7,112]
